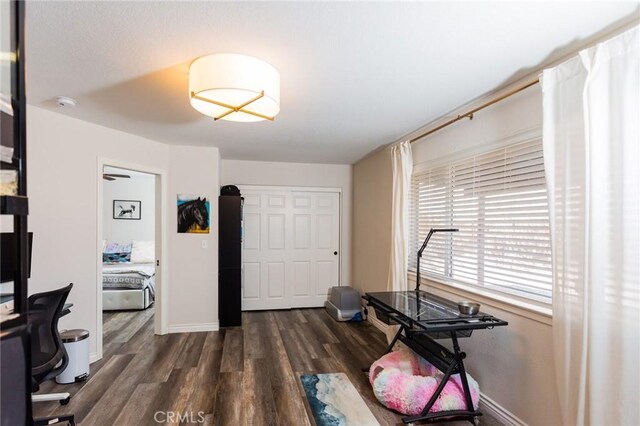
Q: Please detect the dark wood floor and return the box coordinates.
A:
[33,307,501,425]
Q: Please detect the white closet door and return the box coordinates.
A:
[290,191,340,308]
[241,189,292,310]
[240,187,340,310]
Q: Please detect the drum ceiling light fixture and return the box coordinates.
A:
[189,53,280,122]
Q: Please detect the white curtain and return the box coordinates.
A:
[385,141,413,345]
[542,26,639,426]
[387,141,413,292]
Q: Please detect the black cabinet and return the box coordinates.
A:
[219,196,242,269]
[218,268,241,327]
[218,194,243,327]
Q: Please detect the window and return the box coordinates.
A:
[409,138,552,304]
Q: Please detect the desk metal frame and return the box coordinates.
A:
[364,291,508,425]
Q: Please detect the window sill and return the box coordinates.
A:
[407,271,553,326]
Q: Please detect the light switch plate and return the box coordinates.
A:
[201,240,208,249]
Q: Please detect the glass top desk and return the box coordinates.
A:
[363,290,508,424]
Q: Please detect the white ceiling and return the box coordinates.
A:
[26,1,638,164]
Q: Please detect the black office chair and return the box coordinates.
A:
[28,283,73,405]
[1,324,75,425]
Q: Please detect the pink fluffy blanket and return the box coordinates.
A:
[368,349,480,416]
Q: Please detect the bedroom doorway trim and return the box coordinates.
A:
[96,157,169,361]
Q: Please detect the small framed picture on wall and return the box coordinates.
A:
[177,194,210,233]
[113,200,141,220]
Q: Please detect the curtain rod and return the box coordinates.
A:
[409,79,540,144]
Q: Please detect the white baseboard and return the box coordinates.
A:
[480,392,528,426]
[168,322,219,333]
[89,351,100,364]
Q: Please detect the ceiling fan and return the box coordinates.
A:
[102,173,131,181]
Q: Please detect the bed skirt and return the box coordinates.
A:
[103,287,153,311]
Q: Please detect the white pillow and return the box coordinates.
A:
[130,240,155,264]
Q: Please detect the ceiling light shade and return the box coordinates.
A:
[189,53,280,122]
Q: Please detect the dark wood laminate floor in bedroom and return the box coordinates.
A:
[33,307,502,426]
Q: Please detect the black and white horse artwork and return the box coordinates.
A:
[118,204,136,218]
[113,200,141,220]
[177,197,209,233]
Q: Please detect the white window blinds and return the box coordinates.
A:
[409,138,552,304]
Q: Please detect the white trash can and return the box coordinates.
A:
[56,329,90,384]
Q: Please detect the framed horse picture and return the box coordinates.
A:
[177,194,210,233]
[113,200,141,220]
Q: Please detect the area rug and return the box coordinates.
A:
[300,373,380,426]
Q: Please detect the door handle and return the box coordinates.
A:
[333,251,338,255]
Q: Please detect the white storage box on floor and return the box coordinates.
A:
[56,329,90,384]
[325,286,364,322]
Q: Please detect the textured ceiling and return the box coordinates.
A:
[26,1,638,164]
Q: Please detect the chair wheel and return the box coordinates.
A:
[60,396,71,405]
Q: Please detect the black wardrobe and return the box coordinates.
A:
[218,188,243,327]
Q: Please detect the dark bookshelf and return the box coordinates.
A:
[0,195,28,215]
[1,0,28,321]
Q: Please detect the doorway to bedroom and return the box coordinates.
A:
[98,163,163,359]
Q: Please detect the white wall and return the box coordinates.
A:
[353,85,563,425]
[411,85,542,162]
[103,175,155,243]
[221,159,353,284]
[168,145,219,331]
[24,106,221,356]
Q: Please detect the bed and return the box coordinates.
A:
[102,263,155,311]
